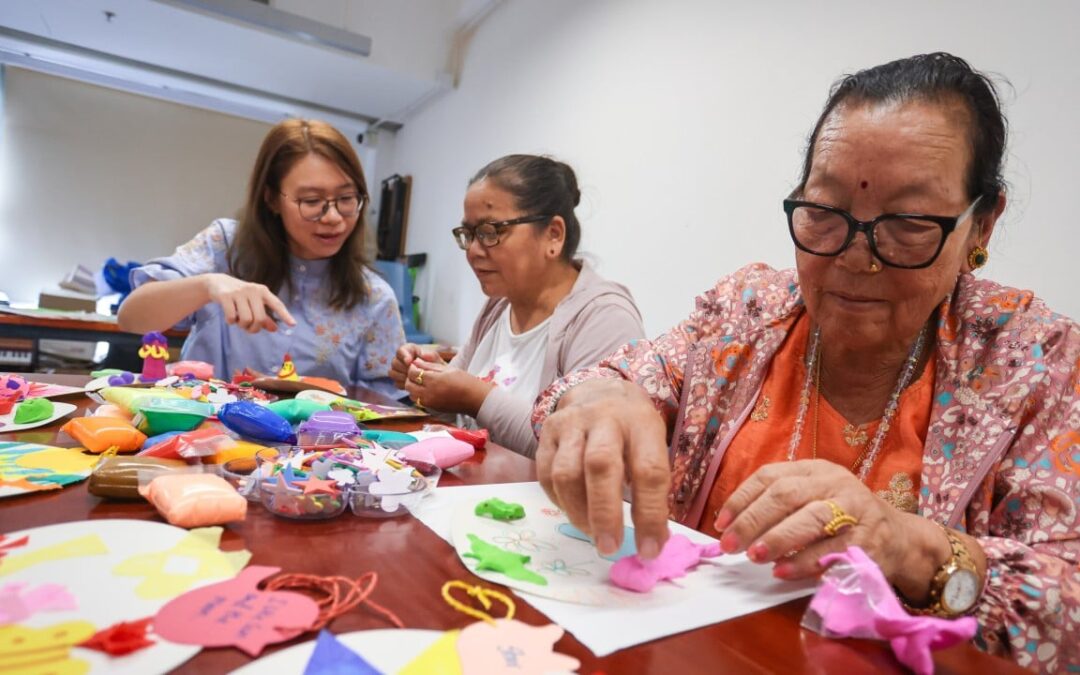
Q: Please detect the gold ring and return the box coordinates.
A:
[415,398,423,409]
[823,500,858,537]
[415,370,424,386]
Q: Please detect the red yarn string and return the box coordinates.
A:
[263,572,404,631]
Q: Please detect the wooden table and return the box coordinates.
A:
[0,375,1024,674]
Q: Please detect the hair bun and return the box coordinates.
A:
[556,161,581,207]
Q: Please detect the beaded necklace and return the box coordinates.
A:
[786,325,928,481]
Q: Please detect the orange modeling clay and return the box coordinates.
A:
[61,417,147,454]
[140,473,247,528]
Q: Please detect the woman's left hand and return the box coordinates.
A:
[715,459,951,603]
[403,359,494,417]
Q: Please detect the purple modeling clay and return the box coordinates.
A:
[297,411,360,435]
[804,546,977,675]
[609,534,721,592]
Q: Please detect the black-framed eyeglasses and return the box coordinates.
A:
[783,195,982,269]
[281,192,367,222]
[452,214,553,250]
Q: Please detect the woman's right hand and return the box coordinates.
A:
[536,378,672,560]
[390,344,446,389]
[203,273,296,334]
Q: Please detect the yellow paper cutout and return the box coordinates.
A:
[0,620,95,674]
[112,526,251,599]
[15,447,98,474]
[0,534,108,578]
[398,629,463,675]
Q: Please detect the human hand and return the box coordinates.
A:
[390,344,446,389]
[535,378,671,560]
[714,459,953,601]
[203,273,296,334]
[403,359,491,416]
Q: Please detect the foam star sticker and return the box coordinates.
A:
[463,534,548,586]
[79,617,155,656]
[298,476,339,496]
[112,527,251,600]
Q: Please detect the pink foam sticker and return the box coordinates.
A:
[153,565,319,656]
[456,618,581,674]
[0,582,78,624]
[399,437,474,469]
[608,534,721,593]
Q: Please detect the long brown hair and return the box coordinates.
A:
[230,118,371,310]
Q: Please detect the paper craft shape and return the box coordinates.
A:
[79,617,155,656]
[463,534,548,586]
[0,401,78,435]
[13,397,53,424]
[0,620,96,673]
[609,534,722,593]
[0,534,108,578]
[0,581,77,624]
[475,498,525,521]
[154,565,319,656]
[24,381,87,399]
[456,619,581,675]
[0,535,28,560]
[398,629,463,675]
[0,442,98,498]
[139,332,170,383]
[557,523,638,561]
[303,629,382,675]
[112,527,251,599]
[804,546,978,675]
[0,374,29,414]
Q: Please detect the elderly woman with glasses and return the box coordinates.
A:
[120,119,405,394]
[390,154,645,456]
[532,54,1079,672]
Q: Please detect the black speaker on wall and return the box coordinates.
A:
[377,174,412,260]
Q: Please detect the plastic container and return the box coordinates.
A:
[259,479,348,520]
[348,462,440,518]
[220,456,261,502]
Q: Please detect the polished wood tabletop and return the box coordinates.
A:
[0,374,1024,674]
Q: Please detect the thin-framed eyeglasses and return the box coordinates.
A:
[783,194,982,269]
[281,192,367,222]
[452,214,553,250]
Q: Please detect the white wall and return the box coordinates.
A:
[384,0,1080,344]
[0,66,271,303]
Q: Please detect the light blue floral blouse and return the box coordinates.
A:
[129,219,405,397]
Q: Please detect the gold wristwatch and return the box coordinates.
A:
[907,524,982,617]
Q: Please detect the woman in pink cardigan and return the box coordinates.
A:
[533,54,1078,672]
[390,155,644,457]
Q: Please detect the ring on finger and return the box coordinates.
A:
[415,398,423,409]
[415,370,425,386]
[822,500,858,537]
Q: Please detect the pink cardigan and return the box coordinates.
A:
[534,263,1080,673]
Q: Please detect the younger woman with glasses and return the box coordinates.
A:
[390,155,645,456]
[119,119,404,395]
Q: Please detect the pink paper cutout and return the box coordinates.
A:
[0,582,78,624]
[806,546,977,675]
[399,437,475,469]
[153,565,319,656]
[456,618,581,675]
[608,534,721,593]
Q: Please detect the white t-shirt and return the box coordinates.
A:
[466,306,551,404]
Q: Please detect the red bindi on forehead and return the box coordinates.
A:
[860,180,869,189]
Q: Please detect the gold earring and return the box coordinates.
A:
[869,261,881,273]
[968,246,989,269]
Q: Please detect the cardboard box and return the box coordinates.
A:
[38,288,99,313]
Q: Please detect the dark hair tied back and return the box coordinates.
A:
[469,154,582,261]
[800,52,1008,216]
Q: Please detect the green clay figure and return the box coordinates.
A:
[14,398,54,425]
[464,534,548,586]
[474,498,526,521]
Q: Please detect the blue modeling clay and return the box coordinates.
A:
[302,630,382,675]
[218,401,296,443]
[558,523,638,561]
[142,430,185,449]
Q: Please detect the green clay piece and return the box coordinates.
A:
[463,534,548,586]
[90,368,126,378]
[267,398,333,424]
[474,498,526,521]
[14,398,54,424]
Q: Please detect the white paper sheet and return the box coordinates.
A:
[410,482,815,657]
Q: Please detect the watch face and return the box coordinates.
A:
[943,569,980,613]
